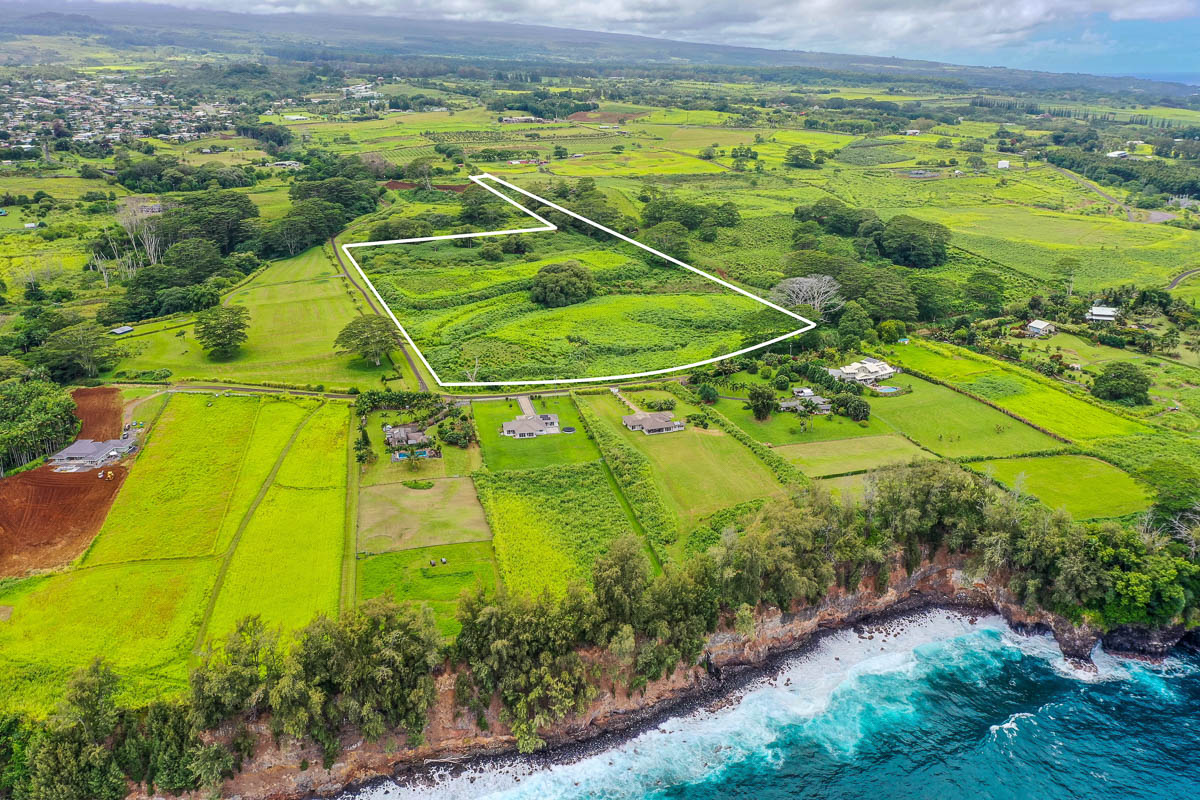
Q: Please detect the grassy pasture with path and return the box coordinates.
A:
[713,397,893,446]
[111,246,397,389]
[969,454,1151,519]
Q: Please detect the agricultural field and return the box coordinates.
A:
[970,454,1151,519]
[0,392,352,712]
[867,374,1066,458]
[111,246,400,389]
[578,392,785,535]
[776,434,934,477]
[880,342,1151,441]
[475,461,636,596]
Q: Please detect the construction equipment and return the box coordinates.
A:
[105,471,114,481]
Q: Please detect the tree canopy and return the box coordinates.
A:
[529,261,596,308]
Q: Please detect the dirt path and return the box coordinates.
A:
[122,390,166,426]
[329,235,428,392]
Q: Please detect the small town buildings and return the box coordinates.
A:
[50,438,134,469]
[1026,319,1056,338]
[827,357,898,385]
[502,413,560,438]
[1087,306,1120,323]
[997,160,1011,169]
[622,411,685,435]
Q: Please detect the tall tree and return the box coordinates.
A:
[193,306,250,357]
[334,316,401,366]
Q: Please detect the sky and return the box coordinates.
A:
[93,0,1200,77]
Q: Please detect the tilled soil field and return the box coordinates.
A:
[0,387,128,575]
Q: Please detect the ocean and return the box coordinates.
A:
[351,612,1200,800]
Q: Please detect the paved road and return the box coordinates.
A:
[329,235,429,392]
[1167,267,1200,290]
[1049,165,1176,224]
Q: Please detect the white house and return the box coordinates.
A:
[501,413,559,439]
[997,160,1010,169]
[1087,306,1120,323]
[1106,151,1129,159]
[1026,319,1056,338]
[827,357,898,385]
[903,129,920,136]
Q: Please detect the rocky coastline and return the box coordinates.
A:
[161,551,1198,800]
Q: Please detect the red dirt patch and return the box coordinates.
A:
[0,465,127,575]
[568,110,648,123]
[72,386,123,440]
[0,387,129,576]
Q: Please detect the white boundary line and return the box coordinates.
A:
[341,173,816,387]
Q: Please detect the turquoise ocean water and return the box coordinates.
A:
[352,612,1200,800]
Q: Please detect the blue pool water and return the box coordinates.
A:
[354,612,1200,800]
[874,385,901,394]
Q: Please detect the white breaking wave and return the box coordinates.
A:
[349,612,1196,800]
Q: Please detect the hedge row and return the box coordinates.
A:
[683,498,766,556]
[573,398,676,557]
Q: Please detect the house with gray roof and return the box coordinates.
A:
[502,413,560,439]
[50,438,134,469]
[827,357,898,385]
[622,411,685,435]
[780,387,832,414]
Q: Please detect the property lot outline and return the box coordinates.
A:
[341,173,816,387]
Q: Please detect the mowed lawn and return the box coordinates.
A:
[359,409,482,487]
[884,342,1149,441]
[969,455,1151,519]
[112,247,397,390]
[474,395,599,471]
[580,393,785,533]
[358,542,498,638]
[358,477,491,554]
[869,375,1065,459]
[776,434,934,477]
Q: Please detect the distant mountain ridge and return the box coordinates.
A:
[1,1,1197,97]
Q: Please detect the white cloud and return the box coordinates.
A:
[95,0,1200,58]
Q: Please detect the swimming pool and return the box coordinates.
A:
[875,385,901,394]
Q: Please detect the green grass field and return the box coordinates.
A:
[474,395,600,471]
[882,342,1150,441]
[713,397,893,445]
[868,374,1066,458]
[357,542,497,638]
[775,434,934,477]
[112,247,397,389]
[358,477,491,554]
[579,393,784,534]
[474,462,636,596]
[969,454,1151,519]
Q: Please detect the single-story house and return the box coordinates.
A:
[50,438,134,468]
[1087,306,1120,323]
[827,357,898,385]
[780,387,832,414]
[383,423,430,448]
[622,411,685,435]
[903,129,920,136]
[502,413,560,439]
[1107,151,1129,159]
[110,325,134,336]
[1026,319,1056,338]
[997,160,1010,169]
